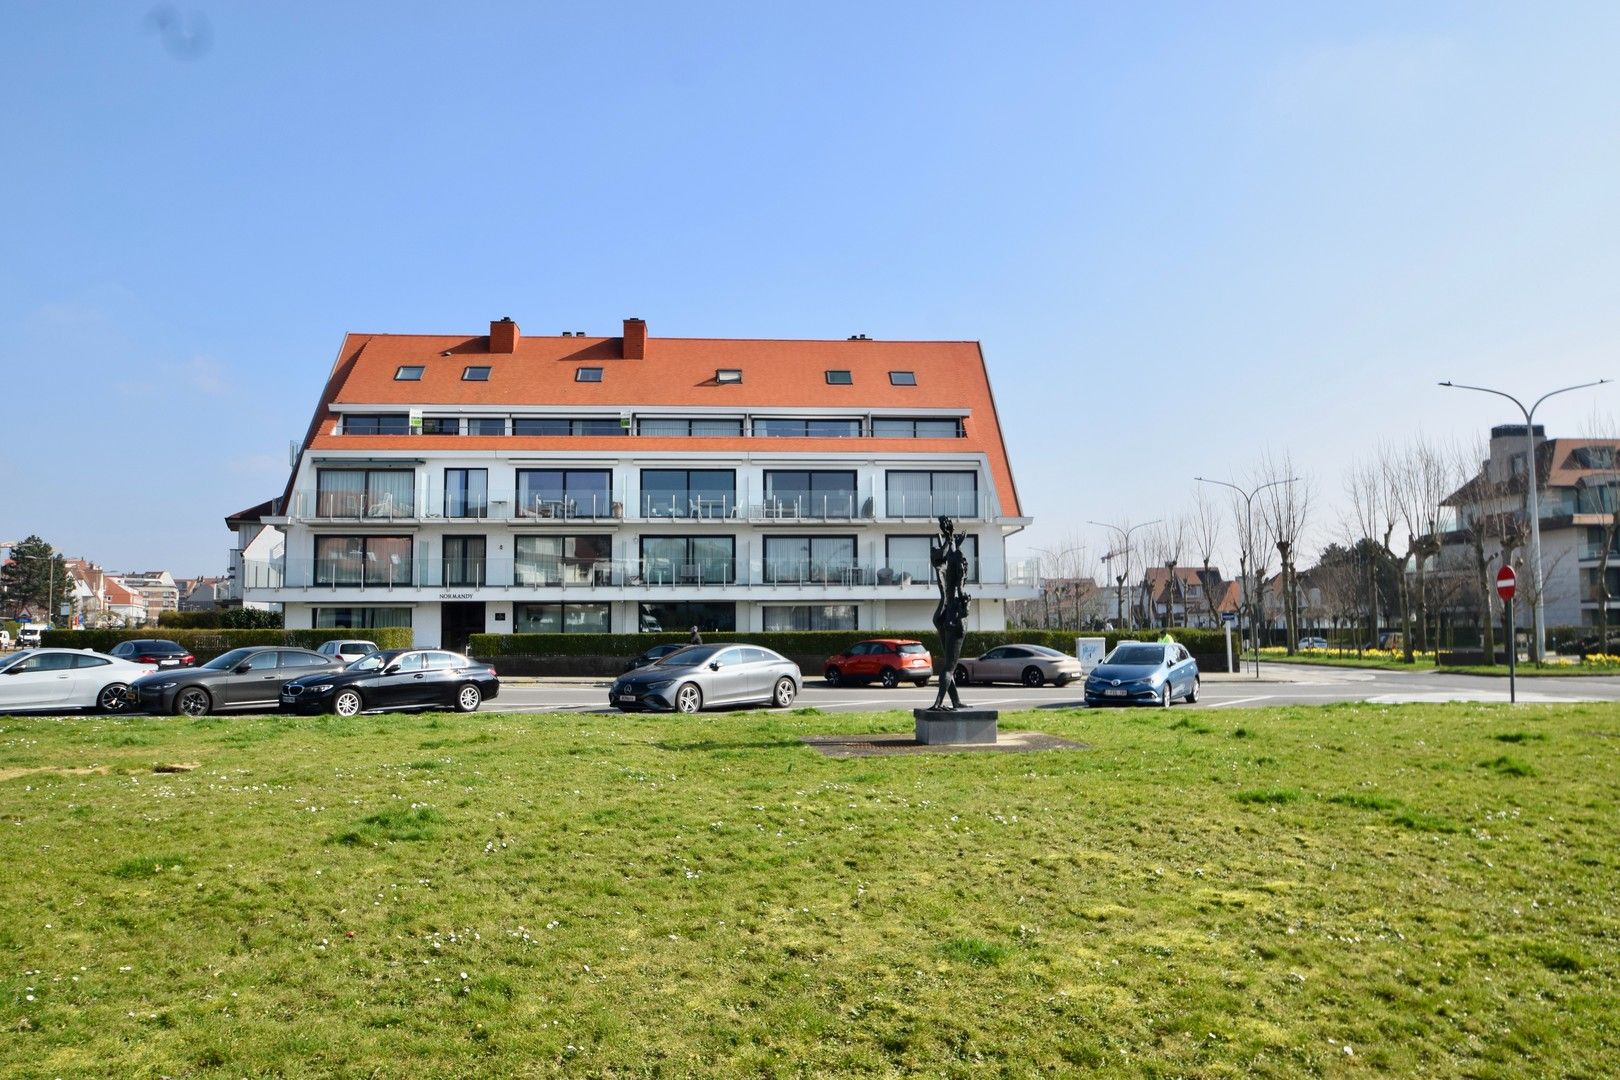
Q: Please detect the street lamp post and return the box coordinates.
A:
[1439,379,1611,663]
[1195,476,1296,678]
[1089,519,1160,630]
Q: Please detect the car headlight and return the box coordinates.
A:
[1149,672,1166,686]
[154,681,178,690]
[306,684,334,693]
[645,679,675,691]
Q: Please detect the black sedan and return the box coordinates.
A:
[623,643,685,671]
[279,648,499,716]
[130,646,344,716]
[109,639,196,668]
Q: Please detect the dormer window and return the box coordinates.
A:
[825,370,852,385]
[889,371,917,386]
[716,369,743,384]
[395,365,424,381]
[463,366,491,382]
[575,367,604,383]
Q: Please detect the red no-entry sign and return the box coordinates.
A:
[1496,564,1517,602]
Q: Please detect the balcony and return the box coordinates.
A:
[883,491,981,520]
[240,557,1032,593]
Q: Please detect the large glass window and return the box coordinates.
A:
[421,417,460,435]
[467,417,506,436]
[762,470,858,518]
[883,535,978,585]
[763,536,857,583]
[763,605,857,631]
[872,417,964,438]
[640,469,736,518]
[343,414,410,435]
[517,469,613,518]
[636,417,745,436]
[314,536,413,586]
[316,469,415,517]
[638,601,736,633]
[752,417,861,438]
[444,469,488,518]
[514,535,613,586]
[511,417,626,436]
[638,536,735,585]
[885,470,978,517]
[443,536,487,587]
[515,603,611,633]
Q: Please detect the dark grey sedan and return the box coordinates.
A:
[129,646,344,716]
[1083,642,1200,707]
[609,644,801,713]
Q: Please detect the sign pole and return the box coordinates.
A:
[1224,623,1233,673]
[1507,599,1517,704]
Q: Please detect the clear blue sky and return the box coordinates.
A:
[5,2,1620,577]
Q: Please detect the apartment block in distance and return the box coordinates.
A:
[240,317,1036,650]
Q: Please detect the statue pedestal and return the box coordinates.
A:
[913,709,999,745]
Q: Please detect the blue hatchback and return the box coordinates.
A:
[1084,642,1200,707]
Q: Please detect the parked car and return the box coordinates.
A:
[609,644,801,712]
[623,643,685,672]
[0,648,156,713]
[316,639,381,662]
[0,630,11,650]
[1297,636,1330,651]
[1084,642,1200,707]
[129,646,344,716]
[18,626,45,647]
[108,639,196,668]
[954,644,1082,687]
[280,648,499,716]
[823,639,933,688]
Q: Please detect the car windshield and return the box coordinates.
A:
[1107,645,1166,666]
[0,650,36,671]
[658,645,721,666]
[202,647,260,671]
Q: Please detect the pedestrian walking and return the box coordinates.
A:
[689,625,703,645]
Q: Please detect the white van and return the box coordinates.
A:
[0,629,12,650]
[17,625,46,647]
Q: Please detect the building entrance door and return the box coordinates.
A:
[441,602,485,654]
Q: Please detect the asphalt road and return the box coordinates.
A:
[489,663,1620,715]
[11,664,1617,718]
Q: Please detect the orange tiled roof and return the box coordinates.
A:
[290,323,1023,517]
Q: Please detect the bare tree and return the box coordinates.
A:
[1345,450,1399,652]
[1192,487,1225,626]
[1143,518,1190,628]
[1258,450,1312,653]
[1382,437,1453,660]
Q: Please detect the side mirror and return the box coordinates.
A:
[384,663,402,674]
[709,661,721,671]
[235,663,253,673]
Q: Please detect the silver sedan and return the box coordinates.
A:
[608,644,801,712]
[954,644,1082,688]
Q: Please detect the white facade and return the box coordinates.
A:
[245,438,1036,648]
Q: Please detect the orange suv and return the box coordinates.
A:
[823,639,933,688]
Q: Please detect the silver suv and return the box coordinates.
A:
[316,639,380,662]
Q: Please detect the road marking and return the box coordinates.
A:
[1207,695,1275,709]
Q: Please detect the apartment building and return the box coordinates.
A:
[240,317,1037,649]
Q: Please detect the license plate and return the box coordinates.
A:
[1105,688,1127,697]
[618,693,637,702]
[159,659,179,667]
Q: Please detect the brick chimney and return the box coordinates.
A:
[623,317,647,360]
[490,316,519,353]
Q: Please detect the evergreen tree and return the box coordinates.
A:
[1,535,71,621]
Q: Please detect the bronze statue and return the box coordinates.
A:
[929,516,970,710]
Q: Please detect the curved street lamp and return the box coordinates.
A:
[1439,379,1611,663]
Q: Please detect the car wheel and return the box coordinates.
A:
[97,683,132,713]
[675,683,703,713]
[771,677,797,708]
[824,666,842,687]
[1021,666,1045,688]
[912,678,930,687]
[879,667,900,689]
[174,687,211,717]
[1186,677,1200,704]
[333,689,363,718]
[953,664,971,687]
[1054,675,1072,687]
[1159,684,1172,709]
[454,683,482,712]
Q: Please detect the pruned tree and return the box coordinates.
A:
[1143,517,1189,628]
[1258,450,1312,654]
[1192,487,1225,626]
[1345,450,1400,652]
[1385,436,1455,660]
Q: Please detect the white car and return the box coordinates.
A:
[0,649,157,713]
[316,639,380,662]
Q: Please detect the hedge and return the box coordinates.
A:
[39,627,414,662]
[470,628,1233,667]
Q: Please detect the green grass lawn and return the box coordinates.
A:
[1,702,1615,1077]
[1257,652,1619,677]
